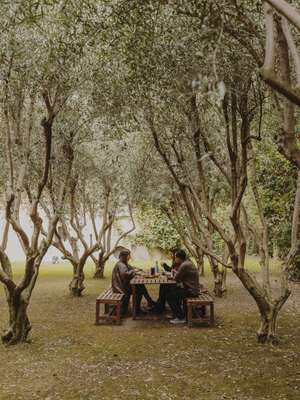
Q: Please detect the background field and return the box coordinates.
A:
[0,257,299,400]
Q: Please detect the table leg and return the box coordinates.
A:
[210,303,214,326]
[95,300,100,325]
[116,303,121,325]
[187,303,193,328]
[132,285,137,320]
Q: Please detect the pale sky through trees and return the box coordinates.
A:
[0,212,139,262]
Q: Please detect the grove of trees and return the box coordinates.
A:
[1,0,300,345]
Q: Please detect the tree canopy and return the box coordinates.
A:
[1,0,300,345]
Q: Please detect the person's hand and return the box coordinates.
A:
[134,268,142,274]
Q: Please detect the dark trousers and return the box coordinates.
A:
[166,286,195,319]
[156,283,176,311]
[121,284,152,316]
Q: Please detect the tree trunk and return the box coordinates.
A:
[210,258,226,297]
[257,305,280,344]
[68,246,98,296]
[235,268,290,344]
[195,250,204,276]
[221,267,227,293]
[93,253,106,279]
[69,264,85,297]
[214,269,227,297]
[72,262,77,276]
[2,293,31,345]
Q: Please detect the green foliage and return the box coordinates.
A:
[133,206,181,254]
[212,232,225,256]
[256,143,297,258]
[289,256,300,281]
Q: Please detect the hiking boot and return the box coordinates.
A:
[170,318,186,324]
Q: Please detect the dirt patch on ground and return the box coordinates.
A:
[0,268,299,400]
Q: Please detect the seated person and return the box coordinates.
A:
[166,249,200,324]
[160,247,180,272]
[150,248,180,313]
[112,249,155,317]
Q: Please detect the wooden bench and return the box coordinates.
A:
[95,286,124,325]
[186,292,214,328]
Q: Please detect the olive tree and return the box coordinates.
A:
[0,0,108,344]
[109,1,293,341]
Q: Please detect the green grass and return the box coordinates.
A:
[11,259,154,279]
[10,255,283,280]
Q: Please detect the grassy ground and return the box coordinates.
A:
[0,258,299,400]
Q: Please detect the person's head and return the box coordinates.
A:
[119,249,131,263]
[171,247,180,262]
[174,249,187,266]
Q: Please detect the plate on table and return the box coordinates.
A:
[143,274,159,279]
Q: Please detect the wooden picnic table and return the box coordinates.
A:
[130,274,176,320]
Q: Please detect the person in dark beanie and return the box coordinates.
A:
[160,247,180,272]
[166,249,200,324]
[112,249,155,317]
[150,248,180,314]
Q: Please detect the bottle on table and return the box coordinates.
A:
[155,261,159,274]
[150,265,155,276]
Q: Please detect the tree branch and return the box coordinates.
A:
[266,0,300,31]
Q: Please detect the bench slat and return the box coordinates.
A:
[97,286,124,301]
[187,293,214,303]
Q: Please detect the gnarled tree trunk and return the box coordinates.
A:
[93,262,105,279]
[257,304,280,344]
[2,292,31,345]
[235,268,289,344]
[93,251,106,279]
[210,259,226,297]
[195,249,204,276]
[68,247,97,296]
[69,269,85,297]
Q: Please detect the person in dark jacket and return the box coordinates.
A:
[166,249,200,324]
[150,248,180,314]
[112,249,155,317]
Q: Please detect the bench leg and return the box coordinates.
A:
[210,303,214,326]
[96,300,100,325]
[187,303,193,328]
[132,285,137,320]
[96,297,123,325]
[116,303,121,325]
